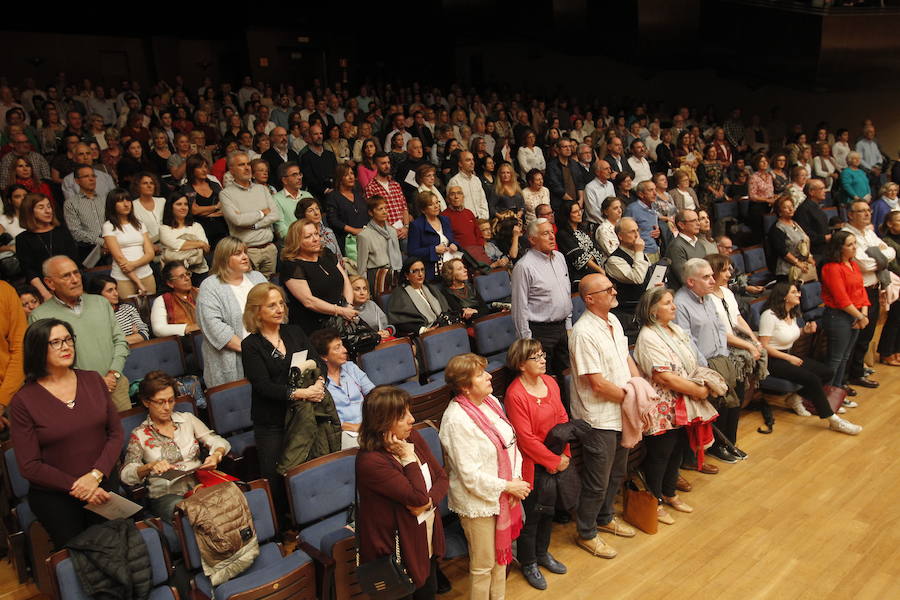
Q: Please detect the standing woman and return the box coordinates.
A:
[416,164,445,211]
[493,162,525,219]
[770,152,790,197]
[181,153,228,249]
[407,191,459,282]
[697,145,725,209]
[877,211,900,366]
[356,138,379,189]
[841,153,873,204]
[10,319,123,549]
[195,236,267,388]
[632,288,718,525]
[439,353,529,600]
[594,196,623,257]
[758,282,861,434]
[522,169,550,230]
[159,194,210,276]
[820,231,869,393]
[241,282,322,514]
[556,199,605,289]
[294,197,342,260]
[504,339,569,590]
[101,188,156,297]
[748,154,776,242]
[14,193,77,299]
[355,196,403,291]
[325,162,369,254]
[770,196,816,282]
[130,172,165,246]
[356,386,449,600]
[280,219,356,335]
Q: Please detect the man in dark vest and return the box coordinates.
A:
[604,217,650,324]
[665,209,707,289]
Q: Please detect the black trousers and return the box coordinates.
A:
[848,285,879,379]
[877,298,900,357]
[254,423,287,518]
[768,355,834,418]
[405,559,437,600]
[528,321,570,377]
[28,476,119,550]
[642,429,681,500]
[517,480,554,565]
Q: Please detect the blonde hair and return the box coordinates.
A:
[210,236,248,280]
[242,282,288,333]
[281,218,318,262]
[493,162,522,197]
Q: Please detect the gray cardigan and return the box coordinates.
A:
[196,271,268,388]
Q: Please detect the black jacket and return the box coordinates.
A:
[66,519,152,600]
[545,157,586,210]
[533,420,590,513]
[262,147,301,190]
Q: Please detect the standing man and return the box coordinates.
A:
[512,219,573,378]
[583,160,615,227]
[263,127,299,190]
[604,217,651,321]
[298,123,337,199]
[448,151,489,220]
[624,181,662,263]
[63,165,107,261]
[272,162,314,239]
[545,139,585,212]
[364,152,410,244]
[842,201,895,389]
[665,210,706,289]
[31,256,131,410]
[626,140,653,186]
[570,273,639,559]
[219,152,281,277]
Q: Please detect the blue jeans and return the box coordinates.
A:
[823,308,860,387]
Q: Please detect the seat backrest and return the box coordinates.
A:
[742,246,767,273]
[714,201,738,220]
[119,406,149,455]
[123,336,186,382]
[473,270,511,303]
[822,206,838,220]
[571,293,586,323]
[800,281,823,312]
[3,445,28,500]
[763,214,777,234]
[189,330,204,366]
[358,339,418,386]
[730,252,745,275]
[412,422,449,516]
[377,292,392,313]
[285,450,357,543]
[749,299,767,331]
[472,313,516,357]
[419,325,471,376]
[206,380,253,436]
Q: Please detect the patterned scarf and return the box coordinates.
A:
[451,393,523,565]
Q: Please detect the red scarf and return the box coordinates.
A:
[452,393,522,565]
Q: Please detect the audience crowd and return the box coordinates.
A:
[1,73,898,598]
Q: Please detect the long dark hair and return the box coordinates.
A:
[104,187,141,232]
[24,319,75,382]
[162,194,195,227]
[358,385,411,452]
[822,230,854,264]
[3,184,27,218]
[763,281,802,320]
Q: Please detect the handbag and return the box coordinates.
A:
[802,384,846,416]
[431,310,464,329]
[355,532,416,600]
[325,302,382,356]
[622,474,658,535]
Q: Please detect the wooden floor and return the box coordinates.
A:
[2,362,897,600]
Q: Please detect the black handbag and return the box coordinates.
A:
[355,531,416,600]
[325,301,381,356]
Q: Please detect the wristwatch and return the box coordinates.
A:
[112,371,121,380]
[90,469,104,483]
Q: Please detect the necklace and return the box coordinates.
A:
[64,399,76,409]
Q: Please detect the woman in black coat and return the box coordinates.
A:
[387,258,450,337]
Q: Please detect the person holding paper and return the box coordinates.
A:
[10,318,123,548]
[120,370,231,522]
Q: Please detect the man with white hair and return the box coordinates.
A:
[219,152,281,276]
[674,258,745,464]
[511,219,573,378]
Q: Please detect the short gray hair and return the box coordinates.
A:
[528,217,551,238]
[614,216,637,235]
[847,151,862,163]
[227,150,249,169]
[636,180,655,195]
[683,257,711,281]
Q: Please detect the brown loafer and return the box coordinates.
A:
[676,475,693,492]
[574,534,618,558]
[596,516,636,538]
[682,461,719,474]
[657,506,675,525]
[664,495,694,513]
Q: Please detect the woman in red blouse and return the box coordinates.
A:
[504,339,569,590]
[820,230,870,391]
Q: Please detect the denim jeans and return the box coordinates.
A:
[848,286,879,379]
[823,308,860,386]
[575,429,628,540]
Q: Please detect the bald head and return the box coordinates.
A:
[579,273,618,315]
[42,256,83,303]
[593,159,612,180]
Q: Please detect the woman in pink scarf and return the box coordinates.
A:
[439,353,529,600]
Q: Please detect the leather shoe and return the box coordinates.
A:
[436,566,451,594]
[596,516,636,538]
[707,445,738,464]
[732,447,748,460]
[574,534,617,558]
[682,461,719,474]
[537,552,567,574]
[848,377,878,388]
[842,385,857,397]
[521,563,547,590]
[676,475,693,492]
[553,510,571,524]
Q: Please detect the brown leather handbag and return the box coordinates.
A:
[623,475,658,535]
[802,384,846,416]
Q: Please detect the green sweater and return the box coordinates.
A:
[30,294,129,376]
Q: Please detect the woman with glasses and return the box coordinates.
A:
[439,353,529,600]
[503,339,569,590]
[9,318,123,548]
[121,370,230,522]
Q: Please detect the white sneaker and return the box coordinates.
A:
[829,417,862,435]
[788,394,812,417]
[842,399,859,408]
[837,406,847,414]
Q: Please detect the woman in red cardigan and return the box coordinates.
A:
[356,386,449,600]
[504,339,570,590]
[820,230,870,393]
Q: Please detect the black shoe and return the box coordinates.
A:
[552,510,571,524]
[707,445,738,464]
[537,552,567,574]
[522,563,547,590]
[435,565,451,594]
[842,385,858,397]
[848,377,879,389]
[732,447,748,460]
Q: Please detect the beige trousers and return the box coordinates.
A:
[110,375,131,411]
[246,244,278,277]
[459,515,506,600]
[116,274,156,298]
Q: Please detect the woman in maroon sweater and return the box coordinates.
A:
[820,231,870,392]
[504,339,570,590]
[356,386,449,600]
[9,318,123,548]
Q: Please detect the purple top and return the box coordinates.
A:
[10,370,123,492]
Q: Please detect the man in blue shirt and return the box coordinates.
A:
[624,181,662,263]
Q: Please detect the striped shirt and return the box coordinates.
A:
[63,190,105,245]
[114,302,150,341]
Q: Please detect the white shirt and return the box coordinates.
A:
[0,213,25,239]
[101,221,153,281]
[842,224,897,286]
[448,171,489,220]
[712,287,741,335]
[584,178,615,224]
[516,146,546,174]
[132,197,165,243]
[230,276,256,339]
[569,310,630,430]
[627,156,653,185]
[759,309,801,351]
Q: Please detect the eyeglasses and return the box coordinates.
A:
[48,335,76,350]
[527,352,547,361]
[146,398,177,407]
[585,285,615,296]
[168,272,192,281]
